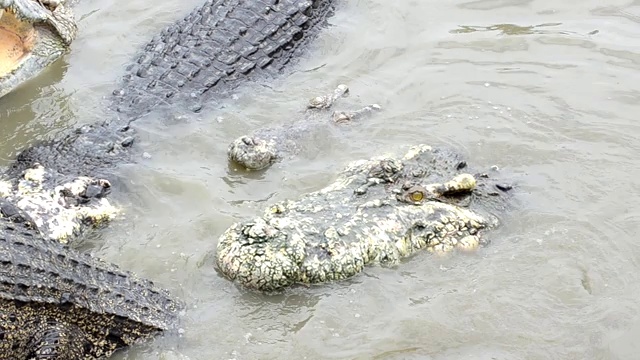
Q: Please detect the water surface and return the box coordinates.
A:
[1,0,640,358]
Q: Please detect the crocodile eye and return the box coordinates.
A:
[410,191,424,202]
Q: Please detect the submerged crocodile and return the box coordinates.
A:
[216,144,513,291]
[0,215,181,359]
[228,84,381,170]
[0,0,76,99]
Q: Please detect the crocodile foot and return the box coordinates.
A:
[332,103,382,123]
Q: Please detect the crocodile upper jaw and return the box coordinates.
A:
[0,0,76,99]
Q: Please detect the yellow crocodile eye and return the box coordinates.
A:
[411,191,424,202]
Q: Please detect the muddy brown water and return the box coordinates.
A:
[1,0,640,359]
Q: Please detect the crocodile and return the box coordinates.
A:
[228,84,381,170]
[216,144,513,291]
[0,0,76,99]
[0,215,181,359]
[2,0,338,243]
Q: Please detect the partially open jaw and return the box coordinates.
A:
[0,0,76,99]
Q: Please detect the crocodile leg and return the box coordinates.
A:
[332,103,381,123]
[307,84,350,109]
[306,84,381,123]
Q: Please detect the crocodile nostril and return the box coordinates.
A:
[242,136,256,146]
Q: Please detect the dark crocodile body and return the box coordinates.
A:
[0,217,180,359]
[6,0,337,180]
[112,0,336,120]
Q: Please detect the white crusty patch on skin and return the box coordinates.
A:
[0,180,10,197]
[0,164,118,243]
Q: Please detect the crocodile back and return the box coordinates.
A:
[110,0,336,120]
[5,0,337,181]
[0,218,180,331]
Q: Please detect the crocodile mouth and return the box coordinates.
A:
[0,1,76,99]
[0,7,37,78]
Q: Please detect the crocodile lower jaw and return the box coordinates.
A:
[0,7,36,79]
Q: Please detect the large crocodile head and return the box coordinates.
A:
[0,0,76,99]
[216,144,513,291]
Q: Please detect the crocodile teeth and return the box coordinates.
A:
[0,9,4,20]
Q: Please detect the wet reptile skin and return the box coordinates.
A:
[217,144,512,291]
[1,0,338,358]
[0,216,180,359]
[8,0,337,179]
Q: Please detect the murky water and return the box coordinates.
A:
[2,0,640,358]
